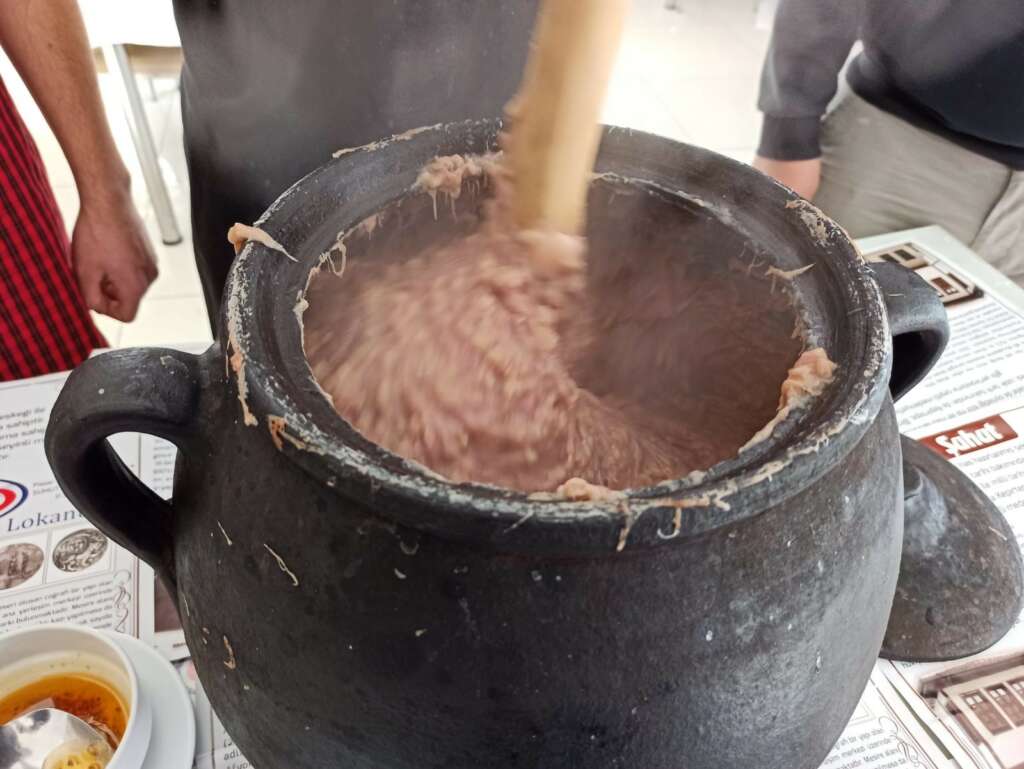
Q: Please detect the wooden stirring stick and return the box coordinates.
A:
[503,0,631,236]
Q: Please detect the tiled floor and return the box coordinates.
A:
[4,0,772,350]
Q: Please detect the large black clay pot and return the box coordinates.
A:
[44,122,995,768]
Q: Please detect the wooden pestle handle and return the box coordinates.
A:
[504,0,630,235]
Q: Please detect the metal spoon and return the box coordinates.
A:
[0,708,113,769]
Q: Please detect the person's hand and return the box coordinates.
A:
[752,156,822,201]
[71,188,158,322]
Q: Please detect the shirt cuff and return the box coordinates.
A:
[757,115,823,161]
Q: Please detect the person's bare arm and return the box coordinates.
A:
[752,156,822,200]
[0,0,157,322]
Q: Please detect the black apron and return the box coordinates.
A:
[172,0,539,321]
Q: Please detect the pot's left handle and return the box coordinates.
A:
[45,347,206,591]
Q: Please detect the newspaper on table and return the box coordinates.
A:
[0,356,197,661]
[0,372,150,638]
[857,227,1024,769]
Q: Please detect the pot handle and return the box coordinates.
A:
[44,348,205,591]
[870,261,950,401]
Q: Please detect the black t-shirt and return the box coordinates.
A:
[172,0,539,318]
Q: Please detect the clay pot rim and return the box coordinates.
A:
[221,119,891,554]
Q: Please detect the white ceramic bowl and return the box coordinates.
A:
[0,624,153,768]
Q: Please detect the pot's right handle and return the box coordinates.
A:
[870,261,950,401]
[44,348,206,591]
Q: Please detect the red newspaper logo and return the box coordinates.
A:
[920,415,1017,459]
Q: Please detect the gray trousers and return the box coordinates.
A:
[814,92,1024,287]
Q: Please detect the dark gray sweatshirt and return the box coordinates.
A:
[758,1,1024,168]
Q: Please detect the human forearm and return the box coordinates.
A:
[752,156,821,200]
[0,0,157,322]
[0,0,130,203]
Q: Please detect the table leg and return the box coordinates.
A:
[101,44,183,246]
